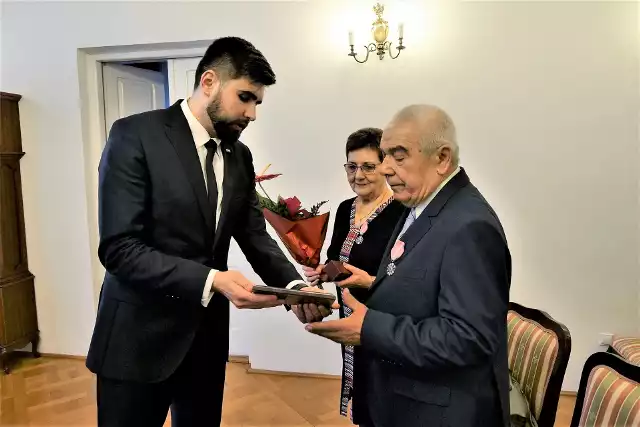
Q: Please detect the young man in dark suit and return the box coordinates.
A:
[306,105,512,427]
[87,36,332,427]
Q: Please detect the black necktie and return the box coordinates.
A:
[205,139,218,228]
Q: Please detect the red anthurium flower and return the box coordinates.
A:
[255,173,282,183]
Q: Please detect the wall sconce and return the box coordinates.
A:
[348,3,405,63]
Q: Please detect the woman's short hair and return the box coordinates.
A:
[345,127,384,162]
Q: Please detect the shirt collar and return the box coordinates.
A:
[180,98,213,148]
[413,166,461,218]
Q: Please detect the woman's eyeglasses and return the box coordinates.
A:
[344,163,379,175]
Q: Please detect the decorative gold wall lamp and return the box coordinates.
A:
[348,3,405,63]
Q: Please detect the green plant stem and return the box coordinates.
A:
[258,182,274,203]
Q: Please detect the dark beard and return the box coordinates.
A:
[206,97,247,143]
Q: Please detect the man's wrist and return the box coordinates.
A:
[211,270,227,293]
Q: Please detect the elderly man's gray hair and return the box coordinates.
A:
[391,104,460,165]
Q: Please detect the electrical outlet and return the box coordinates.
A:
[598,333,614,347]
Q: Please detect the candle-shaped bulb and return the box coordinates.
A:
[399,23,404,39]
[349,31,354,45]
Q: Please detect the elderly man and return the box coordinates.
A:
[306,105,511,427]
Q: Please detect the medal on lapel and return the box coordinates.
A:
[387,240,405,276]
[355,222,368,245]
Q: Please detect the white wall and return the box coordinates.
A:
[637,0,640,355]
[1,0,638,390]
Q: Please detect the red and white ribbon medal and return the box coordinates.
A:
[356,222,368,245]
[387,240,405,276]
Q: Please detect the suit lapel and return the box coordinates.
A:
[370,208,409,288]
[164,101,214,234]
[213,143,236,249]
[369,209,433,293]
[369,169,471,294]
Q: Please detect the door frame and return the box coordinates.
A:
[78,41,210,311]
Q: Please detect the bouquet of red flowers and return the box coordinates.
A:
[255,165,330,268]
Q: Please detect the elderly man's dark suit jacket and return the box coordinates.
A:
[351,169,511,427]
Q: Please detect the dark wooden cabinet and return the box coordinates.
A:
[0,92,39,374]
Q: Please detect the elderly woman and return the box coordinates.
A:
[302,127,404,419]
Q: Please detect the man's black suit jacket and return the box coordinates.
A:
[352,169,512,427]
[86,101,301,383]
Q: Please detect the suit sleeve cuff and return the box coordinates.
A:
[202,269,217,307]
[286,280,307,290]
[282,280,306,312]
[361,309,395,357]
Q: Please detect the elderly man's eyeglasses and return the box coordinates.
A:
[344,163,379,175]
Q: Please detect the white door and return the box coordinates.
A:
[93,63,168,304]
[167,57,201,104]
[168,57,253,357]
[102,63,167,136]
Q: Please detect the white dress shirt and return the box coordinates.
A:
[398,166,461,237]
[181,100,222,307]
[181,100,305,307]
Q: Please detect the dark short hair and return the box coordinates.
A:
[345,127,384,162]
[194,36,276,90]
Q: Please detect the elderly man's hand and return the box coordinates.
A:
[335,263,375,289]
[305,289,366,346]
[291,286,340,324]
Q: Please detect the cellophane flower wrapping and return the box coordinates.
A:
[262,209,330,268]
[255,168,330,268]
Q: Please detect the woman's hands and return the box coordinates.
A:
[302,264,324,286]
[303,263,375,289]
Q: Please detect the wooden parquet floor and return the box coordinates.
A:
[0,356,576,426]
